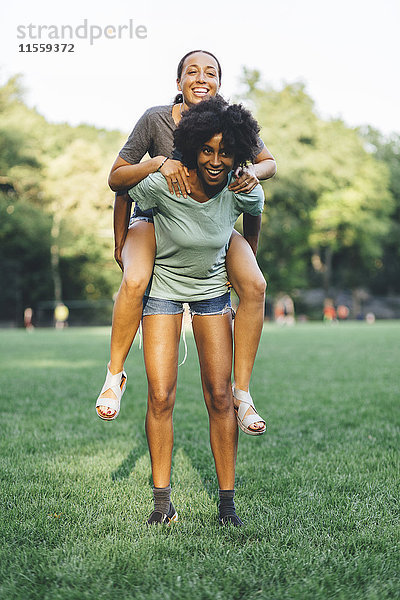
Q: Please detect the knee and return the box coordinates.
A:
[148,387,175,418]
[121,270,149,298]
[205,383,233,416]
[238,274,266,302]
[253,275,267,298]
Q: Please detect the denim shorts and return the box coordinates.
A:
[129,202,154,226]
[142,292,232,317]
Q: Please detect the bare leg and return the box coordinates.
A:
[226,230,266,430]
[192,312,238,489]
[96,221,155,418]
[142,313,182,488]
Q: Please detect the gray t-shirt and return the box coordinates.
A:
[119,105,176,163]
[119,104,265,164]
[128,172,265,302]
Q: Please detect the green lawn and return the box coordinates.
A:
[1,322,399,600]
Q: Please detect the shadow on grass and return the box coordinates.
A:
[111,432,149,481]
[111,434,218,503]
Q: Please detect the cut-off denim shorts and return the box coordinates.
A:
[129,203,154,226]
[142,292,232,317]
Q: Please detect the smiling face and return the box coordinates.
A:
[196,133,234,190]
[177,52,220,108]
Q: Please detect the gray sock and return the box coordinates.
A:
[218,489,236,518]
[153,485,171,515]
[218,489,243,526]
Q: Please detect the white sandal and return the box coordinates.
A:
[95,368,127,421]
[232,385,266,436]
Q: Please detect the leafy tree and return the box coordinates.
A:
[241,72,393,296]
[0,75,124,322]
[1,72,397,325]
[308,119,392,291]
[358,127,400,293]
[0,190,53,322]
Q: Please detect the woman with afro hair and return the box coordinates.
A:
[127,97,266,526]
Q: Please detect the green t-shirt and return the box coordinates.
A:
[128,172,264,302]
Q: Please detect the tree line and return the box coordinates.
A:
[0,73,399,324]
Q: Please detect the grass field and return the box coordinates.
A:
[0,322,399,600]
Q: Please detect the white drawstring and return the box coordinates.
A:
[138,321,142,350]
[178,326,188,367]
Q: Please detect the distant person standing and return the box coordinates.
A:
[274,294,295,325]
[323,299,337,322]
[54,303,69,329]
[24,307,34,331]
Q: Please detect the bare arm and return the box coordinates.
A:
[113,191,132,270]
[253,144,277,181]
[231,146,276,254]
[108,155,166,192]
[109,155,190,197]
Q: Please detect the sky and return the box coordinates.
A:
[1,0,399,137]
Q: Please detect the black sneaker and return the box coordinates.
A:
[147,502,178,525]
[218,512,243,526]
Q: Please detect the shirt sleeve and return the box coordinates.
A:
[234,183,265,216]
[119,109,152,165]
[128,174,160,212]
[255,136,265,155]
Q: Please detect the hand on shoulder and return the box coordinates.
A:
[228,165,259,194]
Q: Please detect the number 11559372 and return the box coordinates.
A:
[18,43,74,52]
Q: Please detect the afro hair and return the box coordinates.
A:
[173,97,261,170]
